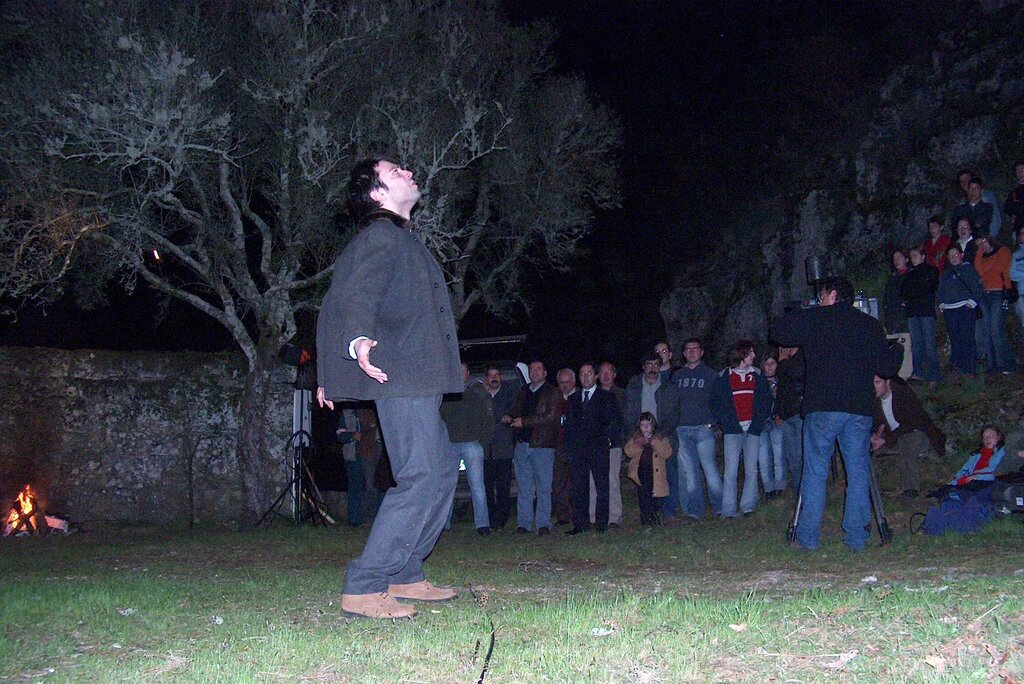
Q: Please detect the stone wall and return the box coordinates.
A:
[0,347,294,528]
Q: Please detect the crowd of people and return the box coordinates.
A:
[334,242,1024,549]
[882,166,1024,384]
[315,155,1024,619]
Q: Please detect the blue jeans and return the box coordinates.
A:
[781,415,804,495]
[979,291,1018,373]
[446,440,489,530]
[677,424,722,518]
[907,316,940,381]
[758,420,786,492]
[722,431,760,516]
[661,455,679,518]
[796,411,873,552]
[943,306,978,375]
[513,443,554,532]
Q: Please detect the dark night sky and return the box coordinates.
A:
[1,1,925,374]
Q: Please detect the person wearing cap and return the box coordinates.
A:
[624,351,681,519]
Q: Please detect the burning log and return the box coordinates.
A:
[2,485,68,537]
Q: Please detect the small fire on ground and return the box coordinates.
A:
[3,485,68,537]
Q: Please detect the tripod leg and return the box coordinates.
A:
[867,458,893,546]
[299,451,337,526]
[786,494,802,544]
[259,474,302,526]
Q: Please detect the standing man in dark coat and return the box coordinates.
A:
[564,363,622,534]
[316,155,463,620]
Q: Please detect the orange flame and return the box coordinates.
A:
[5,485,36,531]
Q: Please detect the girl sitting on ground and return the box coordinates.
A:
[948,425,1006,488]
[624,412,672,526]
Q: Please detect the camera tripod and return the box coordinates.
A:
[786,450,892,546]
[258,429,336,526]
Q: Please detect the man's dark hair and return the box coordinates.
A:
[485,365,502,375]
[683,337,704,349]
[819,276,854,303]
[969,175,985,188]
[728,339,755,368]
[927,214,944,227]
[529,359,546,369]
[956,168,974,180]
[347,155,395,221]
[579,361,596,373]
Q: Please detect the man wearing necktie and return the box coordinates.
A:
[563,362,623,534]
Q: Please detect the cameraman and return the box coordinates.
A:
[772,276,903,552]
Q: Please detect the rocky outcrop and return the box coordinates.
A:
[662,3,1024,358]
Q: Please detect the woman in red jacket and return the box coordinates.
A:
[922,215,951,273]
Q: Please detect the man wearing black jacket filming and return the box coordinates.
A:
[772,277,903,552]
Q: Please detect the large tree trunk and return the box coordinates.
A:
[235,338,282,523]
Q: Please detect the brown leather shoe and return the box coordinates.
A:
[341,592,416,619]
[388,580,458,602]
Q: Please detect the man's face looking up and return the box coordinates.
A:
[529,362,547,386]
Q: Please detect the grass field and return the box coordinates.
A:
[2,488,1022,683]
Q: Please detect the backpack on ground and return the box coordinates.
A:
[917,484,997,536]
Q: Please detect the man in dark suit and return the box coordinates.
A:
[564,362,622,534]
[316,155,463,620]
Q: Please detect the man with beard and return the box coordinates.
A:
[317,156,462,619]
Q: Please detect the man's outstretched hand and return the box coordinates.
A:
[355,338,388,383]
[316,386,334,410]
